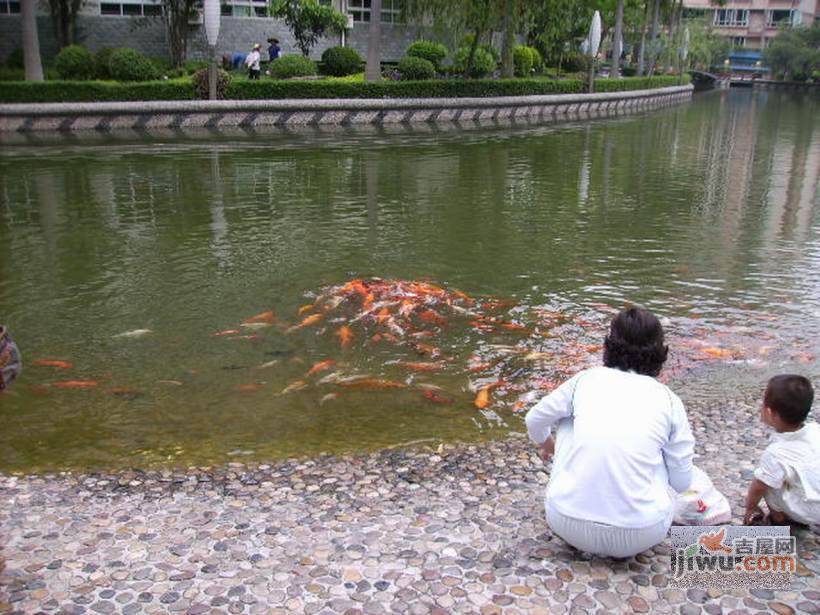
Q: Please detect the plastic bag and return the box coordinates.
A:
[673,466,732,526]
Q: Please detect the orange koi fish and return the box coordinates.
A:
[474,381,504,409]
[468,362,494,373]
[307,360,336,376]
[702,347,733,359]
[398,361,444,372]
[376,307,392,323]
[288,313,323,332]
[423,390,453,404]
[243,310,276,324]
[31,359,73,369]
[211,329,241,337]
[410,330,437,339]
[281,380,308,394]
[339,379,406,389]
[236,383,263,392]
[500,322,528,332]
[298,304,314,316]
[50,380,98,389]
[336,326,353,348]
[470,321,495,332]
[419,309,446,326]
[227,335,260,341]
[413,343,441,358]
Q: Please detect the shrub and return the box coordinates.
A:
[513,45,534,77]
[94,48,116,79]
[0,67,25,81]
[621,65,637,77]
[529,47,543,74]
[55,45,95,80]
[184,59,210,75]
[406,40,448,70]
[321,46,363,77]
[454,46,497,78]
[563,53,591,73]
[109,48,160,81]
[397,56,436,80]
[5,48,24,69]
[192,68,231,99]
[269,54,317,79]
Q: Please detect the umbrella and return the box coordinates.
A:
[587,10,602,59]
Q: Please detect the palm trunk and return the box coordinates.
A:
[637,0,649,76]
[500,0,515,78]
[612,0,624,77]
[22,0,44,81]
[365,0,382,82]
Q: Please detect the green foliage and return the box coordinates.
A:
[684,18,730,72]
[406,40,448,70]
[563,53,591,73]
[321,46,364,77]
[5,48,24,69]
[55,45,96,80]
[0,67,25,81]
[270,0,348,57]
[513,45,543,77]
[109,48,161,81]
[94,48,116,79]
[0,79,196,103]
[192,68,231,99]
[269,54,318,79]
[764,24,820,82]
[397,56,436,80]
[454,46,497,77]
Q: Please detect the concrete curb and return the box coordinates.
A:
[0,84,693,133]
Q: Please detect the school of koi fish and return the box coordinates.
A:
[26,277,816,413]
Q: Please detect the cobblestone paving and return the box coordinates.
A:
[1,397,818,614]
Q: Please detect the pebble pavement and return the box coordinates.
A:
[1,396,818,615]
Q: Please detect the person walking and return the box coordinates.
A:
[245,44,262,80]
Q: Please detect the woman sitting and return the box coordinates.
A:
[525,307,694,558]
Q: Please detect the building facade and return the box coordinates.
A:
[682,0,818,50]
[0,0,421,65]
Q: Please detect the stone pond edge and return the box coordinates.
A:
[0,84,694,133]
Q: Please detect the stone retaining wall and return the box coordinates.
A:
[752,80,819,93]
[0,85,693,134]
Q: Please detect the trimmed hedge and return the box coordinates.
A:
[0,79,196,103]
[0,75,689,103]
[406,40,448,70]
[397,56,436,80]
[109,48,160,82]
[321,46,363,77]
[269,55,317,79]
[55,45,96,80]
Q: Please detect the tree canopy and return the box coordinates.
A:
[763,24,820,81]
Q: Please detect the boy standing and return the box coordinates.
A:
[245,44,262,80]
[744,375,820,526]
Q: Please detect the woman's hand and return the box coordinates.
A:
[538,436,555,462]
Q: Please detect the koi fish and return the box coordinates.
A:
[412,343,441,358]
[336,325,353,348]
[243,310,275,324]
[111,387,143,399]
[240,322,271,330]
[419,309,446,326]
[307,360,336,376]
[338,379,406,389]
[398,361,444,372]
[113,329,152,339]
[423,390,453,404]
[281,380,308,394]
[468,362,494,372]
[288,313,322,332]
[320,393,338,405]
[474,381,504,409]
[298,304,314,315]
[157,380,183,386]
[470,320,495,332]
[211,329,241,337]
[236,383,263,392]
[31,360,73,369]
[702,347,733,359]
[254,360,279,369]
[227,335,260,341]
[500,322,528,332]
[50,380,98,389]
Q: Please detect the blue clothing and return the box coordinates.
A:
[231,52,246,70]
[268,44,281,61]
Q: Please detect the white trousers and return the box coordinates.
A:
[546,501,673,558]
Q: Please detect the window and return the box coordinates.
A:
[730,36,746,47]
[220,1,268,18]
[714,9,749,27]
[0,1,20,14]
[767,9,799,28]
[99,1,162,17]
[348,0,403,24]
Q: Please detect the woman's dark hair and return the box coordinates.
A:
[603,307,668,377]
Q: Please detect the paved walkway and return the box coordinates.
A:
[1,396,819,615]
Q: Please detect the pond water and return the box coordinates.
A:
[1,89,818,473]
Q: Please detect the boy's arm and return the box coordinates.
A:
[662,394,695,492]
[744,479,770,524]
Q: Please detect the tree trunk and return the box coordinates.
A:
[465,28,482,77]
[647,0,661,77]
[500,0,514,78]
[637,0,649,76]
[612,0,624,77]
[22,0,44,81]
[365,0,382,82]
[165,0,190,68]
[665,0,679,73]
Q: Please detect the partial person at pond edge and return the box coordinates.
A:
[0,324,22,392]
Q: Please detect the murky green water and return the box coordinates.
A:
[1,89,818,473]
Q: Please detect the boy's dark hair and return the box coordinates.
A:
[603,307,668,377]
[764,375,814,426]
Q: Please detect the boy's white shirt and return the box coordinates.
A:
[755,421,820,525]
[525,366,695,529]
[245,50,261,69]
